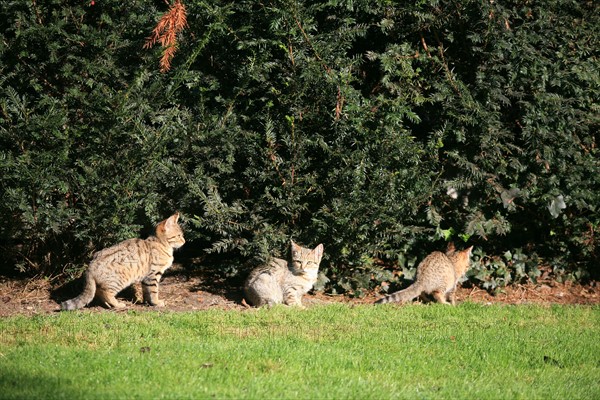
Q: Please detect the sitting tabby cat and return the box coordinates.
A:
[61,213,185,310]
[375,245,473,305]
[244,240,324,307]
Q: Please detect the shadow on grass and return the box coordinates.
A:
[0,367,82,400]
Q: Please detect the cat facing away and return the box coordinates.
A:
[61,213,185,310]
[375,245,473,305]
[244,240,324,307]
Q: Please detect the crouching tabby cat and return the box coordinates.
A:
[375,245,473,305]
[244,241,324,307]
[61,213,185,310]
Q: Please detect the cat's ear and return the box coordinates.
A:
[290,240,301,252]
[156,219,167,234]
[312,244,324,261]
[167,212,180,227]
[159,213,179,232]
[465,246,474,257]
[446,241,456,254]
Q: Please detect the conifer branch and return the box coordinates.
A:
[434,31,461,97]
[293,16,330,74]
[144,0,188,73]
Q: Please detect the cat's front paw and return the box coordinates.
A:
[151,300,165,307]
[283,297,304,308]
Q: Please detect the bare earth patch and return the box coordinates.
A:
[0,264,598,317]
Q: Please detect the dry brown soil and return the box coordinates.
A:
[1,264,598,317]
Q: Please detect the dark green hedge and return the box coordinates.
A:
[1,0,598,291]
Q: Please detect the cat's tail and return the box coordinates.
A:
[61,272,96,311]
[375,283,422,304]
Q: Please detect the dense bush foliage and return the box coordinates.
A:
[1,0,598,291]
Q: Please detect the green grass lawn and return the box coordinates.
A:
[1,303,598,399]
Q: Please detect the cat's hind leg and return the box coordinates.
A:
[447,289,457,306]
[96,288,127,309]
[432,290,450,305]
[245,273,283,307]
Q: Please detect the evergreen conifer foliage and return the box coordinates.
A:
[0,0,187,273]
[0,0,598,288]
[167,0,436,270]
[411,0,600,281]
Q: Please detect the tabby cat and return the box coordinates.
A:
[61,213,185,310]
[244,240,324,307]
[375,245,473,305]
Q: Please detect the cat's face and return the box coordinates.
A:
[459,246,473,263]
[156,212,186,249]
[290,241,324,273]
[453,246,473,272]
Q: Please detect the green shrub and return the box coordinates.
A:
[0,0,598,290]
[0,0,187,273]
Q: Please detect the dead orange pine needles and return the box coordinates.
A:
[144,0,188,73]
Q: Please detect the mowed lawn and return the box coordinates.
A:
[0,303,598,399]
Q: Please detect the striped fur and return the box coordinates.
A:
[375,246,473,305]
[61,213,185,310]
[244,241,324,307]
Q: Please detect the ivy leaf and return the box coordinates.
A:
[548,195,566,218]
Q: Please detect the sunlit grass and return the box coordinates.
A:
[1,303,599,399]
